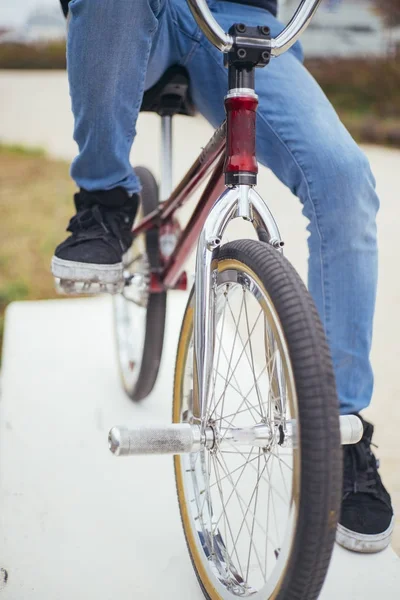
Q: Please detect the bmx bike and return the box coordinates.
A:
[108,1,363,598]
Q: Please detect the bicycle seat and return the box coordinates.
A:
[141,66,196,118]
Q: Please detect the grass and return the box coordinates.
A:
[0,142,46,157]
[0,41,66,70]
[0,143,75,358]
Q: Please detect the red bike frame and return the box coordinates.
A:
[132,122,225,291]
[133,90,260,292]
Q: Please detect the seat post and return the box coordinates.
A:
[160,115,173,201]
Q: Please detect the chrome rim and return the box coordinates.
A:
[113,230,150,394]
[177,266,300,599]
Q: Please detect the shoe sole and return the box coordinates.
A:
[51,256,124,295]
[336,515,395,553]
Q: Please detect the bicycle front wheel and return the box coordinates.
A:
[173,239,341,600]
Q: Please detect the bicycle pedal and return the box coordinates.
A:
[54,277,124,296]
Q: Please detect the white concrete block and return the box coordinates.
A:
[0,297,399,599]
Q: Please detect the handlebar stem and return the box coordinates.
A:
[187,0,323,56]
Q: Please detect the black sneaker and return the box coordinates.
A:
[52,187,138,293]
[337,414,395,553]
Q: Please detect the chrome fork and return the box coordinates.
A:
[193,184,283,430]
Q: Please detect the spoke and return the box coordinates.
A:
[216,346,280,442]
[219,394,281,423]
[198,450,215,520]
[212,369,244,401]
[271,450,291,502]
[214,332,260,423]
[212,369,259,426]
[265,319,288,424]
[210,306,263,422]
[211,454,246,580]
[194,453,215,550]
[240,291,265,419]
[219,449,260,455]
[217,293,245,425]
[219,391,283,423]
[263,319,270,423]
[209,453,262,490]
[210,296,287,431]
[267,347,278,423]
[268,449,294,473]
[263,450,280,547]
[208,291,246,422]
[216,452,277,547]
[215,452,268,577]
[210,290,229,421]
[245,450,262,583]
[221,455,269,565]
[226,443,290,506]
[210,313,288,438]
[264,450,273,579]
[211,447,257,533]
[226,293,262,380]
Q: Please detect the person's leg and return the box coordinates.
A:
[67,0,176,194]
[183,0,393,551]
[187,1,378,417]
[52,0,193,287]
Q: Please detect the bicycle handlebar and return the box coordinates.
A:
[187,0,322,56]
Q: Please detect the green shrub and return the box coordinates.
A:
[0,142,46,157]
[307,56,400,119]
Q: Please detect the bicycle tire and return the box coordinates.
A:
[173,239,342,600]
[113,166,166,402]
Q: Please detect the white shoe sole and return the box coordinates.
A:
[336,515,395,553]
[51,256,124,295]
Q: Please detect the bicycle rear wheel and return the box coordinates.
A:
[113,167,166,401]
[173,239,342,600]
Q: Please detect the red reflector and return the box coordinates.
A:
[224,95,258,175]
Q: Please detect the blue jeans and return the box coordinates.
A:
[67,0,379,415]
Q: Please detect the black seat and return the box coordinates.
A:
[140,66,196,117]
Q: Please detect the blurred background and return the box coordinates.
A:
[1,0,400,350]
[0,0,400,350]
[0,0,399,572]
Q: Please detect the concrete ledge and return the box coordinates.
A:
[0,297,399,599]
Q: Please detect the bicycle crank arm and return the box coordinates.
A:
[108,415,363,457]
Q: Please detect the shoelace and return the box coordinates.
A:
[67,203,131,250]
[343,434,379,498]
